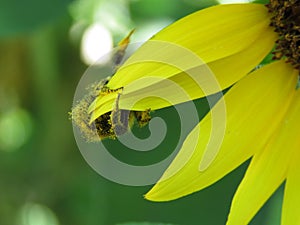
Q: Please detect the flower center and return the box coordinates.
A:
[267,0,300,71]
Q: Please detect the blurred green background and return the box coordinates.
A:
[0,0,283,224]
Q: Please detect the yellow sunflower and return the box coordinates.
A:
[81,1,300,224]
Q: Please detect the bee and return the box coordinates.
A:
[71,79,114,141]
[134,109,151,127]
[111,92,132,136]
[71,30,151,141]
[71,81,151,141]
[111,92,152,137]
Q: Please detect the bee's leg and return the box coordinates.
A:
[112,29,135,73]
[111,92,131,136]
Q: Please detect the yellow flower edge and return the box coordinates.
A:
[282,149,300,225]
[89,3,276,123]
[227,86,300,225]
[108,3,272,89]
[144,61,297,205]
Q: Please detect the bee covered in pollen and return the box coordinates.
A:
[70,30,152,142]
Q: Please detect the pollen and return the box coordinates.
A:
[70,79,117,141]
[71,29,152,141]
[71,78,152,141]
[267,0,300,70]
[134,110,152,127]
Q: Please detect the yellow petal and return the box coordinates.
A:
[108,4,273,89]
[89,91,118,122]
[90,26,276,119]
[227,79,299,225]
[89,4,277,120]
[145,61,297,202]
[281,163,300,225]
[282,159,300,225]
[280,92,300,225]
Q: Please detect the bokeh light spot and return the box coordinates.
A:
[80,23,113,65]
[19,203,59,225]
[0,108,33,152]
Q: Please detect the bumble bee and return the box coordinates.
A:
[71,30,151,142]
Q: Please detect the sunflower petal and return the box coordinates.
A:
[89,4,276,119]
[226,71,299,225]
[145,61,297,202]
[108,4,272,89]
[89,91,118,122]
[280,93,300,225]
[282,158,300,225]
[90,26,276,119]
